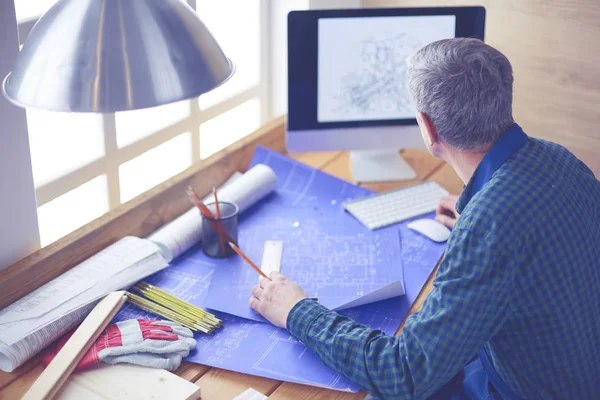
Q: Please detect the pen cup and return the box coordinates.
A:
[201,201,239,258]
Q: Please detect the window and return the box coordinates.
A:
[200,99,262,159]
[196,0,261,109]
[10,0,310,247]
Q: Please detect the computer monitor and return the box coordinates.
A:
[286,7,485,182]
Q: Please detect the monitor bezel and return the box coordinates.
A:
[287,6,486,132]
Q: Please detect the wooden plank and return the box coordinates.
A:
[193,368,281,400]
[0,117,287,310]
[1,363,201,400]
[55,364,201,400]
[1,356,210,398]
[269,384,366,400]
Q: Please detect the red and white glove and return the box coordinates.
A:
[43,319,196,372]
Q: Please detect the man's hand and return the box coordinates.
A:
[249,271,308,329]
[436,194,460,229]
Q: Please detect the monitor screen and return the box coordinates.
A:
[286,7,485,153]
[317,15,456,123]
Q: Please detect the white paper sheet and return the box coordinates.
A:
[333,280,405,311]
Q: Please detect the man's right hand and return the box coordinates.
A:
[436,194,460,229]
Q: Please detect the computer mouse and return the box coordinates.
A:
[407,218,451,243]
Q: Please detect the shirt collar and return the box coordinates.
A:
[456,123,528,214]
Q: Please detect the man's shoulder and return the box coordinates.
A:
[516,137,596,179]
[457,137,597,241]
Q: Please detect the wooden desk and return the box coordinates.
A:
[0,117,463,400]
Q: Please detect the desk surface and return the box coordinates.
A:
[0,149,463,400]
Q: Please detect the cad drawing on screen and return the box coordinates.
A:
[333,32,422,120]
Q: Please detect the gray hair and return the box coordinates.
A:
[406,38,514,150]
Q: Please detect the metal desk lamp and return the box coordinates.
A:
[2,0,234,112]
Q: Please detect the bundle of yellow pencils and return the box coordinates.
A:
[127,281,222,335]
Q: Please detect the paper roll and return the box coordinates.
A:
[216,164,277,213]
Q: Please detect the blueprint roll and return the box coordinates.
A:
[147,164,277,262]
[217,164,277,213]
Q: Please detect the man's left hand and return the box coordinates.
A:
[249,271,307,328]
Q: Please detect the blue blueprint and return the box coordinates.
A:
[113,147,447,392]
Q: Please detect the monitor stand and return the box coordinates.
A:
[350,149,417,183]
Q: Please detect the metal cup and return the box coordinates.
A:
[201,201,239,258]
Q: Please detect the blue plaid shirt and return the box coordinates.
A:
[287,124,600,399]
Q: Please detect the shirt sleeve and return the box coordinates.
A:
[286,227,515,399]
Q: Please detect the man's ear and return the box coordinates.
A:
[416,112,438,147]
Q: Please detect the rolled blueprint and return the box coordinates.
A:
[217,164,277,213]
[148,164,277,262]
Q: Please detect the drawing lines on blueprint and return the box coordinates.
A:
[335,32,422,118]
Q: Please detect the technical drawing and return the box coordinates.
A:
[332,32,422,119]
[317,15,456,123]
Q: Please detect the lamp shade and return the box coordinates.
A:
[2,0,234,113]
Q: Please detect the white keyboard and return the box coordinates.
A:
[343,181,449,230]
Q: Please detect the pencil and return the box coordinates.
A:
[213,186,221,219]
[186,187,233,241]
[228,242,271,280]
[213,186,225,254]
[186,186,215,218]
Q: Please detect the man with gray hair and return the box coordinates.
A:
[249,38,600,399]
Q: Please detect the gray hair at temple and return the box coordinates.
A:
[406,38,515,150]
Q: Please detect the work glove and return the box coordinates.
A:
[43,319,196,372]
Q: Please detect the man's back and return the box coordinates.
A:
[457,137,600,398]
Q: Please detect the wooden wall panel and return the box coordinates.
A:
[362,0,600,176]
